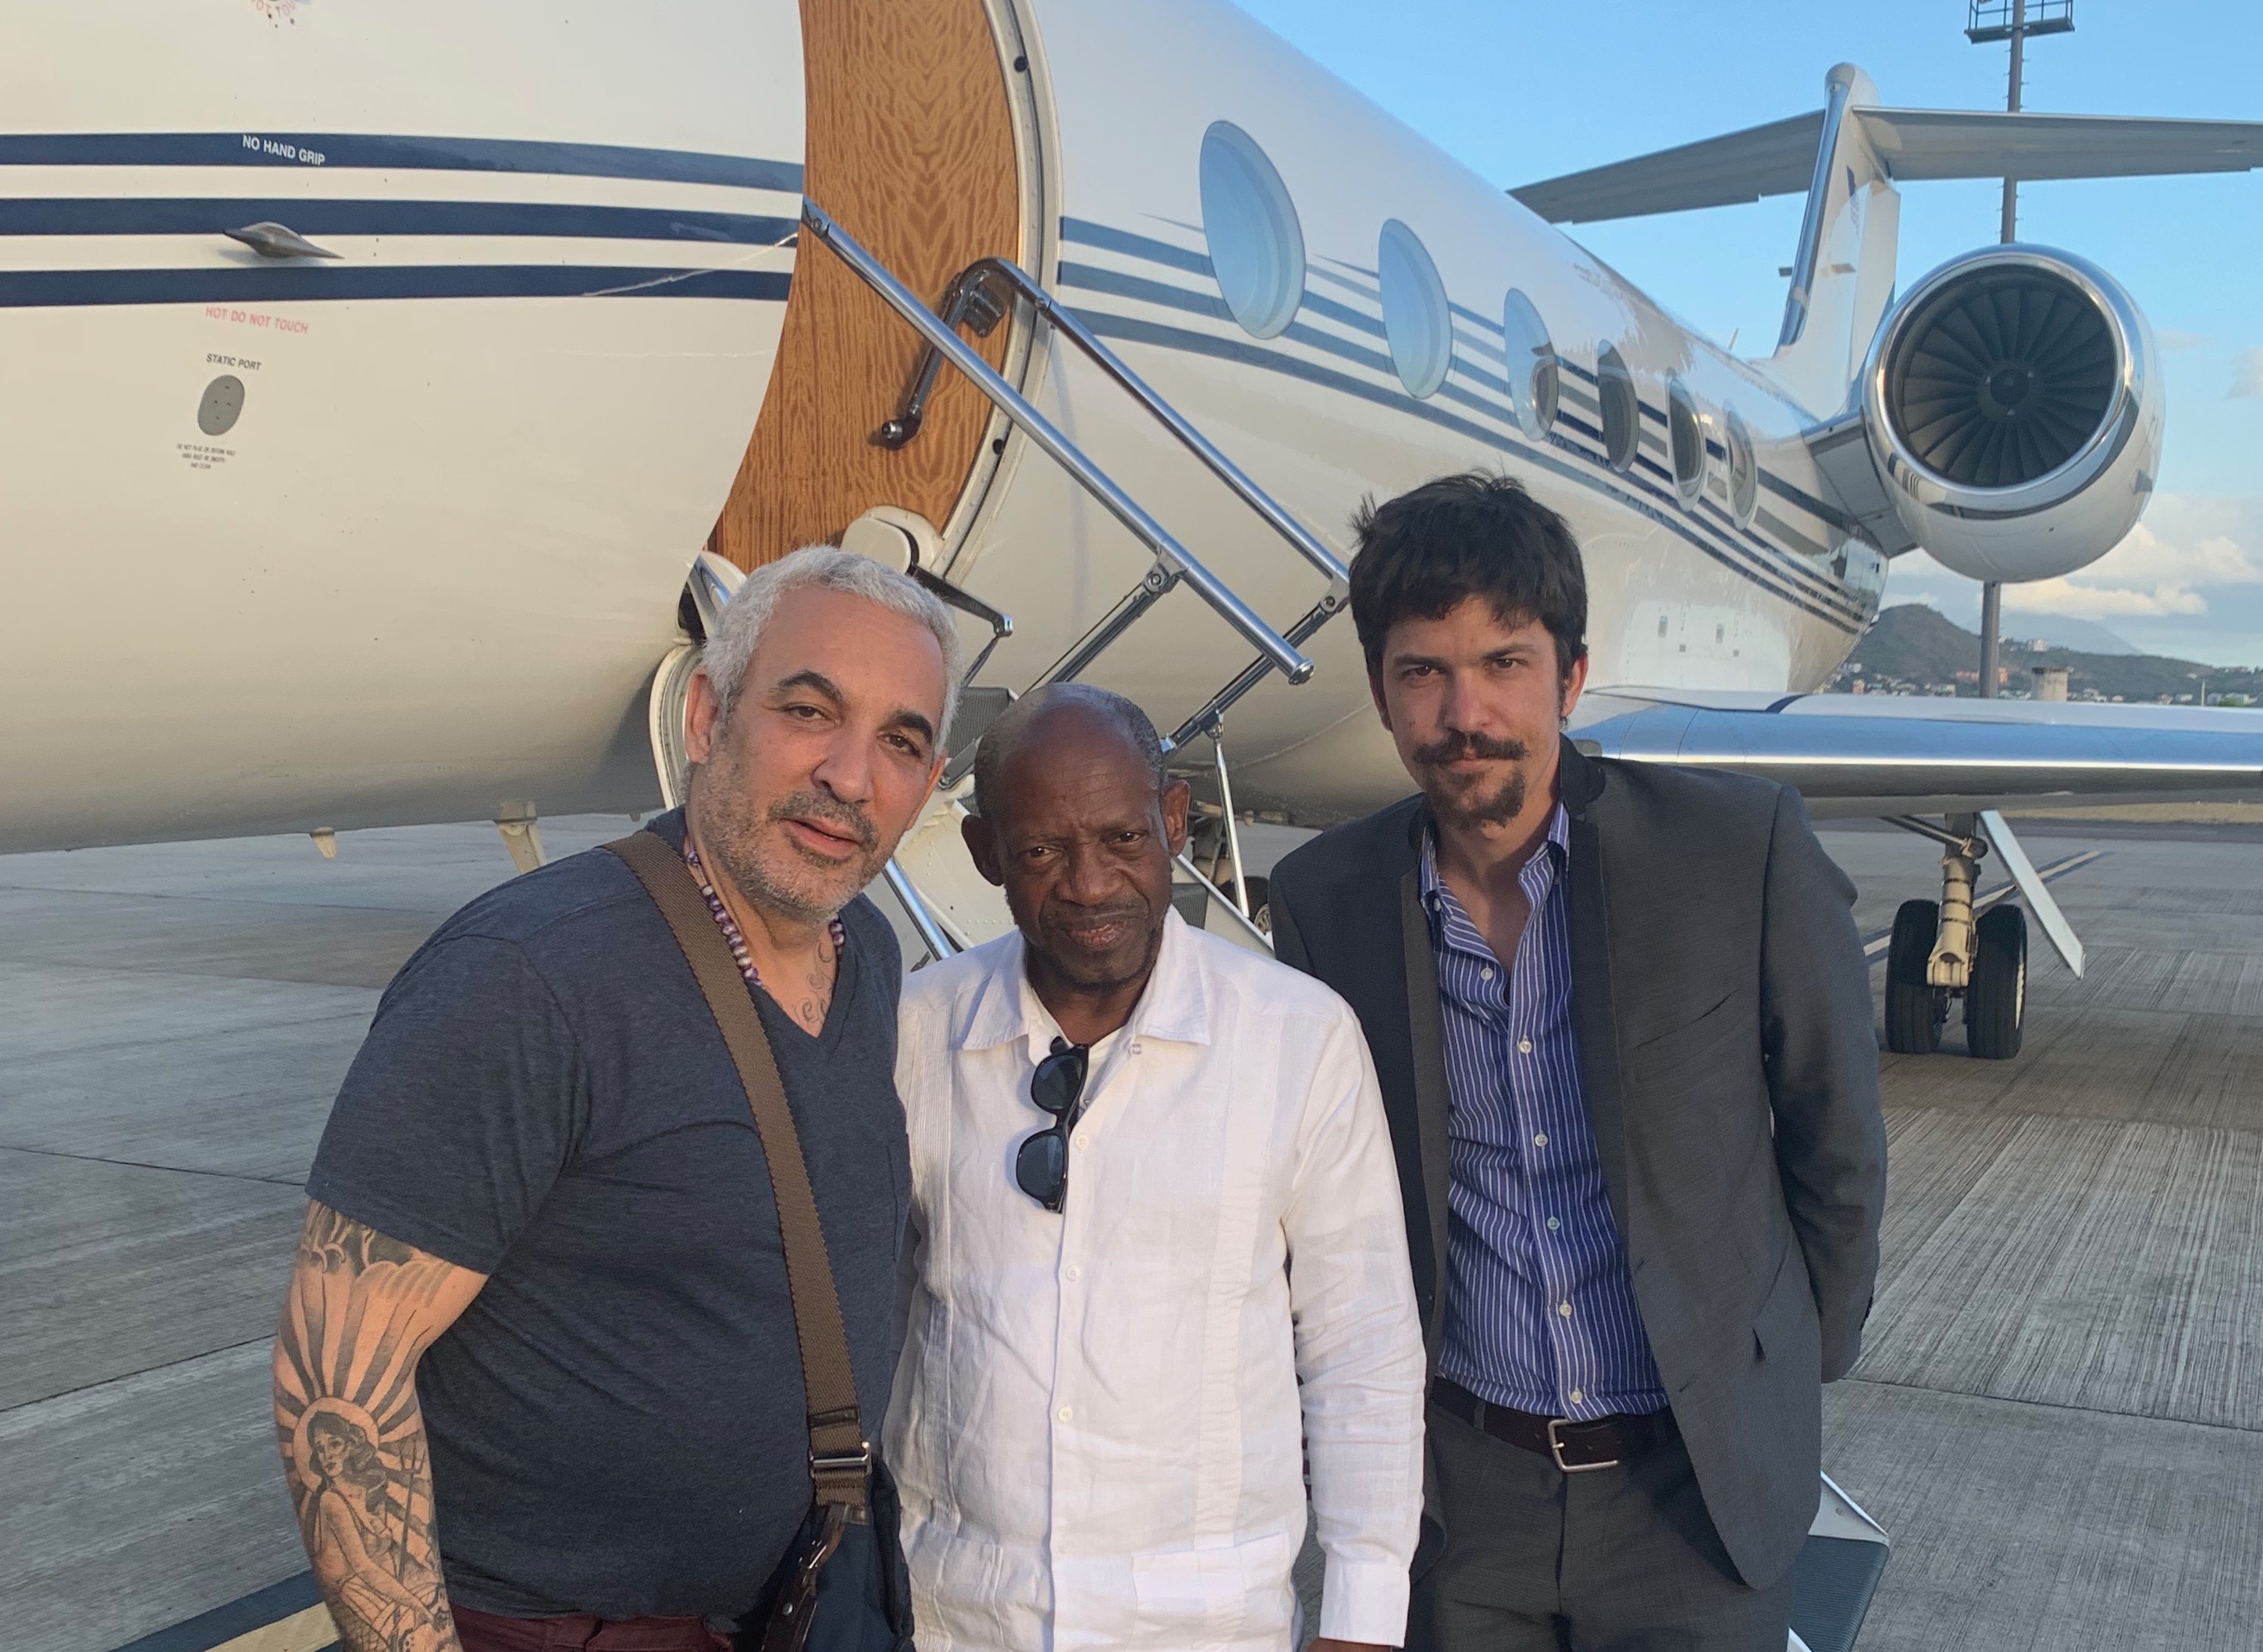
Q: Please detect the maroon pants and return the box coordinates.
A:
[453,1603,732,1652]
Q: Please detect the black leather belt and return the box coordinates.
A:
[1432,1378,1677,1473]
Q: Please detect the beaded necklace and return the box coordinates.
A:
[680,836,847,993]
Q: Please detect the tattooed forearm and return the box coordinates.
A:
[274,1202,486,1652]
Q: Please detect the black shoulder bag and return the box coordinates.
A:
[607,832,914,1652]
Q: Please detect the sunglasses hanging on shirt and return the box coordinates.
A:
[1016,1036,1090,1212]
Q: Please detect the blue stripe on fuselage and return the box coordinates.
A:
[1055,223,1867,628]
[0,197,797,245]
[1069,306,1862,636]
[0,133,802,193]
[0,263,791,308]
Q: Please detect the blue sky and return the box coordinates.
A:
[1235,0,2263,664]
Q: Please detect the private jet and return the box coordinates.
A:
[7,6,2263,1643]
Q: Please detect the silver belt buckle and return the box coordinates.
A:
[1547,1415,1619,1473]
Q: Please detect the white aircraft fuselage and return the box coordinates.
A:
[0,0,2118,855]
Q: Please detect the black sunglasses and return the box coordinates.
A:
[1016,1036,1091,1212]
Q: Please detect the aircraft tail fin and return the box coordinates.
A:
[1764,66,1900,414]
[1510,63,1900,414]
[1510,71,2263,412]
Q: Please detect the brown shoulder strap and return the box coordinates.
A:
[605,831,869,1510]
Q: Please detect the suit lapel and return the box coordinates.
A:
[1562,743,1634,1239]
[1398,866,1455,1357]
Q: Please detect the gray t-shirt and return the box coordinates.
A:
[307,811,909,1620]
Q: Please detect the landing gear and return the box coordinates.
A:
[494,801,547,874]
[1966,905,2028,1059]
[1240,874,1272,936]
[1881,814,2037,1060]
[1884,899,1949,1054]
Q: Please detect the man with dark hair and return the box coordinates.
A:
[1268,473,1887,1650]
[888,683,1425,1652]
[1347,471,1589,692]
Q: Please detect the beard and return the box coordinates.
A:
[692,752,882,925]
[1411,730,1530,830]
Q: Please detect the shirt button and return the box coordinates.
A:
[1073,1135,1091,1152]
[1546,1216,1561,1232]
[1479,967,1495,981]
[1533,1132,1548,1148]
[1558,1301,1573,1319]
[1570,1388,1585,1405]
[1057,1405,1073,1422]
[1063,1265,1081,1282]
[1518,1038,1534,1055]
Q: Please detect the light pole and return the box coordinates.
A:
[1966,0,2074,699]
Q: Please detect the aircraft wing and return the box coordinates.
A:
[1858,108,2263,184]
[1570,691,2263,818]
[1509,111,1824,223]
[1514,108,2263,225]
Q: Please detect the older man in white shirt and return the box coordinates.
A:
[888,683,1425,1652]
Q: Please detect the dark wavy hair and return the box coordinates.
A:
[1348,472,1588,685]
[306,1409,386,1490]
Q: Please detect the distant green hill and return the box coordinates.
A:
[1998,613,2137,655]
[1833,603,2261,705]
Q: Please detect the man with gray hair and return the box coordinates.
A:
[276,546,959,1651]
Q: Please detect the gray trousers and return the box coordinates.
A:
[1407,1401,1792,1652]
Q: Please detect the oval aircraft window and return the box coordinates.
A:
[1724,407,1760,528]
[1200,122,1304,340]
[1379,219,1453,399]
[1596,344,1639,473]
[1667,377,1706,505]
[1501,288,1559,436]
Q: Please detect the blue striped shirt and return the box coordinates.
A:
[1423,808,1667,1422]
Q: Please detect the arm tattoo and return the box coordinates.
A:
[275,1203,480,1652]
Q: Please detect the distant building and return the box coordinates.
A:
[2033,665,2070,701]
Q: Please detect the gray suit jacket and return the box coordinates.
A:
[1268,739,1887,1591]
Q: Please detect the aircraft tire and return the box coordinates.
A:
[1966,904,2028,1060]
[1884,899,1948,1055]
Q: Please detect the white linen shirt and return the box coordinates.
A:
[887,912,1425,1652]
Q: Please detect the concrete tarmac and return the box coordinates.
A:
[1820,820,2263,1652]
[3,815,2259,1651]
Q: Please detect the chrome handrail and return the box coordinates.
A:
[800,199,1313,689]
[1174,851,1273,949]
[1207,721,1251,917]
[883,255,1350,594]
[882,857,961,963]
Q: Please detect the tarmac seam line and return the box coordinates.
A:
[0,1141,311,1190]
[1836,1373,2263,1439]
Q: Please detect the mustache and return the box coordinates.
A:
[768,789,877,853]
[1043,899,1150,931]
[1411,731,1528,768]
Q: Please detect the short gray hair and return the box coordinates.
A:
[701,545,964,747]
[970,683,1167,822]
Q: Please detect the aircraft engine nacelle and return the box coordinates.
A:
[1859,245,2163,583]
